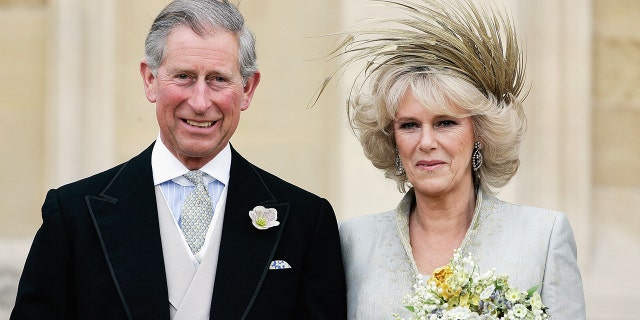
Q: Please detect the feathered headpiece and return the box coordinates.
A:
[314,0,526,106]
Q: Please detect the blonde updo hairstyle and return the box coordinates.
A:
[349,64,527,195]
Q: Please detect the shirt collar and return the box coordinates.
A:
[151,134,231,186]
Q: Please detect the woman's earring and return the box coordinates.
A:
[472,141,483,171]
[395,147,405,176]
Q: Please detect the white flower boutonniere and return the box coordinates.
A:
[249,206,280,230]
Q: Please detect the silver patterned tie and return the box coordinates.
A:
[180,170,213,254]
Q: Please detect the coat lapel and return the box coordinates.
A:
[86,144,169,320]
[211,147,291,319]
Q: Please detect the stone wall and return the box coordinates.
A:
[584,0,640,318]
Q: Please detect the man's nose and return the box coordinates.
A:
[189,80,212,112]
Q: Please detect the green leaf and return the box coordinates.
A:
[526,284,540,296]
[405,306,415,312]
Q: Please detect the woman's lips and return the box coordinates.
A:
[416,160,446,169]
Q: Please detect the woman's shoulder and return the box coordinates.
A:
[479,194,575,240]
[339,209,394,227]
[486,194,567,223]
[338,210,396,239]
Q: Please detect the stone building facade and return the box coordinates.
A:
[0,0,638,318]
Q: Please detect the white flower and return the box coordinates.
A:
[480,284,495,300]
[443,307,472,319]
[511,304,528,318]
[398,249,549,320]
[249,206,280,230]
[505,288,523,302]
[529,292,544,310]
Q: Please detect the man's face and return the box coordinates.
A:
[141,25,260,169]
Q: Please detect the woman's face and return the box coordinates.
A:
[393,88,476,198]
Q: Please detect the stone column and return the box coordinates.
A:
[44,0,115,189]
[508,0,592,266]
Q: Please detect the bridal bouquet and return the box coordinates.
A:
[396,250,549,320]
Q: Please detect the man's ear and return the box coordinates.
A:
[240,71,261,111]
[140,60,157,103]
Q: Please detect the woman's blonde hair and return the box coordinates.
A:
[317,0,528,194]
[350,65,526,194]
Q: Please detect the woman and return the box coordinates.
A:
[330,0,586,319]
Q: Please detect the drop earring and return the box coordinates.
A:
[472,141,483,171]
[395,147,405,176]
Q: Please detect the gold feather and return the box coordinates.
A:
[313,0,526,106]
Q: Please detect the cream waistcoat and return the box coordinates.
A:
[155,186,227,320]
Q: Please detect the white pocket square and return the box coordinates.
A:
[269,260,292,270]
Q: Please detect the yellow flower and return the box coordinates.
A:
[469,293,480,306]
[448,295,460,307]
[444,285,462,300]
[458,293,470,307]
[428,266,455,299]
[433,266,453,284]
[495,275,509,288]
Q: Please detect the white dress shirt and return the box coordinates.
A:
[151,135,231,264]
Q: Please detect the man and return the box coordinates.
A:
[10,1,347,319]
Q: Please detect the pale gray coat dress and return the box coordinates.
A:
[339,189,586,320]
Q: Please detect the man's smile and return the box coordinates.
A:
[185,119,214,127]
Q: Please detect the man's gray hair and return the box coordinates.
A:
[144,0,257,81]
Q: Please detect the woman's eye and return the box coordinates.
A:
[436,120,457,127]
[398,122,418,130]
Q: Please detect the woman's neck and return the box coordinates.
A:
[409,184,476,274]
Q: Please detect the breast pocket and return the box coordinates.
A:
[262,266,299,292]
[249,267,302,318]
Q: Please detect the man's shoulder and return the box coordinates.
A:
[55,144,153,194]
[53,161,130,196]
[247,162,320,200]
[231,147,323,201]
